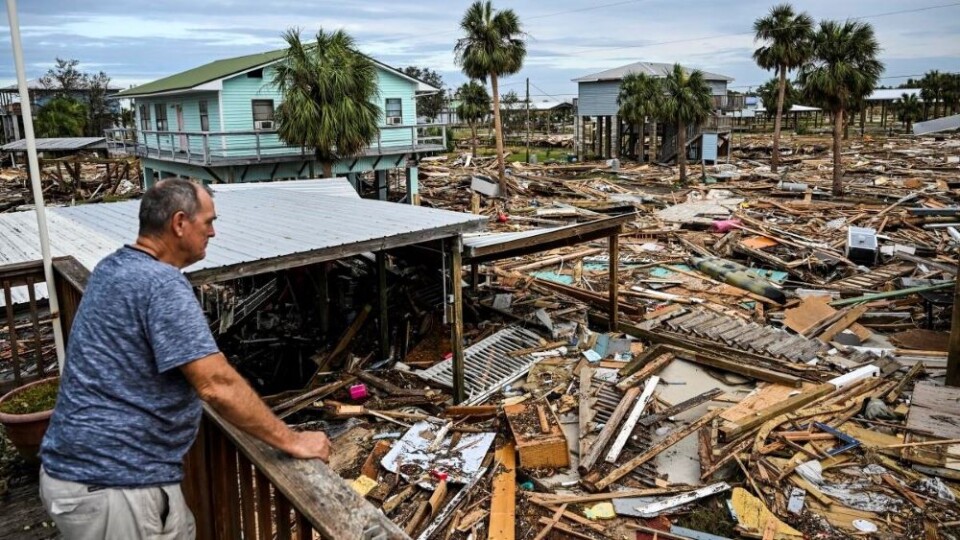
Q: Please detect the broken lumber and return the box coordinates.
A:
[578,386,642,474]
[504,402,569,469]
[606,375,659,463]
[720,384,834,440]
[591,408,723,491]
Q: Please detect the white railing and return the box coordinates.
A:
[104,124,447,165]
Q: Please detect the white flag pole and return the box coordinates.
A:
[5,0,67,370]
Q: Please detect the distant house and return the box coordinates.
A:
[0,79,123,144]
[572,61,740,162]
[106,49,443,203]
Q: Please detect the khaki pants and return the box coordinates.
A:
[39,467,196,540]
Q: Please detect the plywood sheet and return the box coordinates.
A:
[741,235,779,249]
[783,296,835,335]
[489,443,517,540]
[907,382,960,439]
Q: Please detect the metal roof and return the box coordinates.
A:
[1,137,106,152]
[0,185,487,302]
[462,214,633,263]
[209,177,360,199]
[868,88,922,102]
[573,61,734,83]
[0,79,124,92]
[115,49,440,99]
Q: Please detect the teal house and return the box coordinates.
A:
[107,49,445,203]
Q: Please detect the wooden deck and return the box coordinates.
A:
[0,463,57,540]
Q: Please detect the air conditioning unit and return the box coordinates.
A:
[254,120,274,130]
[387,116,403,125]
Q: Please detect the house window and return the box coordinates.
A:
[385,98,402,125]
[252,99,275,129]
[199,100,209,131]
[154,104,168,131]
[247,68,263,78]
[139,104,151,131]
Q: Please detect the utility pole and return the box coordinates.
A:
[948,255,960,387]
[525,77,530,163]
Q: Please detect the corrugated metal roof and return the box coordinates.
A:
[913,113,960,136]
[0,187,486,304]
[573,61,734,83]
[1,137,106,152]
[209,177,359,199]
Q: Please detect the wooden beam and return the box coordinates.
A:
[377,251,390,362]
[578,365,594,465]
[609,232,620,330]
[489,443,516,540]
[591,408,722,491]
[450,236,466,403]
[948,256,960,387]
[817,304,868,343]
[606,375,659,463]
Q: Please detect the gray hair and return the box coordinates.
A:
[138,179,214,237]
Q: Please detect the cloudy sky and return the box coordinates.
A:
[1,0,958,101]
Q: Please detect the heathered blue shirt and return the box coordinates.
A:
[41,246,220,487]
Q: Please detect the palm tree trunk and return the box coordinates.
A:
[490,73,507,194]
[772,65,786,173]
[832,106,843,197]
[677,121,687,183]
[650,120,657,163]
[470,122,478,158]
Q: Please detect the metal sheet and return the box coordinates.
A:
[1,137,105,152]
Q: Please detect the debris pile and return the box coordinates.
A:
[0,155,142,212]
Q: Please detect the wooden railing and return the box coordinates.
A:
[0,257,88,395]
[103,124,447,166]
[185,407,407,540]
[4,257,406,539]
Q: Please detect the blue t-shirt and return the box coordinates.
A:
[41,246,220,487]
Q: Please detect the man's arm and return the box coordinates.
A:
[180,353,330,462]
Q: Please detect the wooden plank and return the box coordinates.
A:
[489,443,517,540]
[783,296,835,335]
[361,440,392,480]
[606,375,659,463]
[578,386,642,474]
[529,487,686,505]
[592,408,723,491]
[3,282,22,387]
[616,352,673,390]
[578,365,594,464]
[255,469,273,540]
[641,388,723,427]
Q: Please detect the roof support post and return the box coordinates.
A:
[376,170,388,201]
[377,251,390,363]
[947,256,960,387]
[608,231,620,331]
[405,162,419,206]
[449,236,466,403]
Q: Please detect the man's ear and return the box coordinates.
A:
[171,211,187,238]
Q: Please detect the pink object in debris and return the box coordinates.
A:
[710,219,742,233]
[349,384,368,400]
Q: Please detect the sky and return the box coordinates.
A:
[1,0,958,102]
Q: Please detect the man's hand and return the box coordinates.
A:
[285,431,331,463]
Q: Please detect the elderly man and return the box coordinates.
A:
[39,179,330,539]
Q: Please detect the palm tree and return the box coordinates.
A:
[799,20,883,196]
[920,70,945,119]
[35,96,87,137]
[454,0,526,194]
[895,93,922,133]
[272,28,381,178]
[660,64,713,183]
[618,73,663,162]
[455,81,491,158]
[753,3,814,174]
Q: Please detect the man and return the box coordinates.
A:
[40,179,330,539]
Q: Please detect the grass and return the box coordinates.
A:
[0,379,58,415]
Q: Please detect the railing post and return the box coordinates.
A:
[169,133,175,159]
[186,133,191,162]
[412,125,417,150]
[155,132,161,159]
[442,124,447,150]
[256,131,261,162]
[203,134,209,165]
